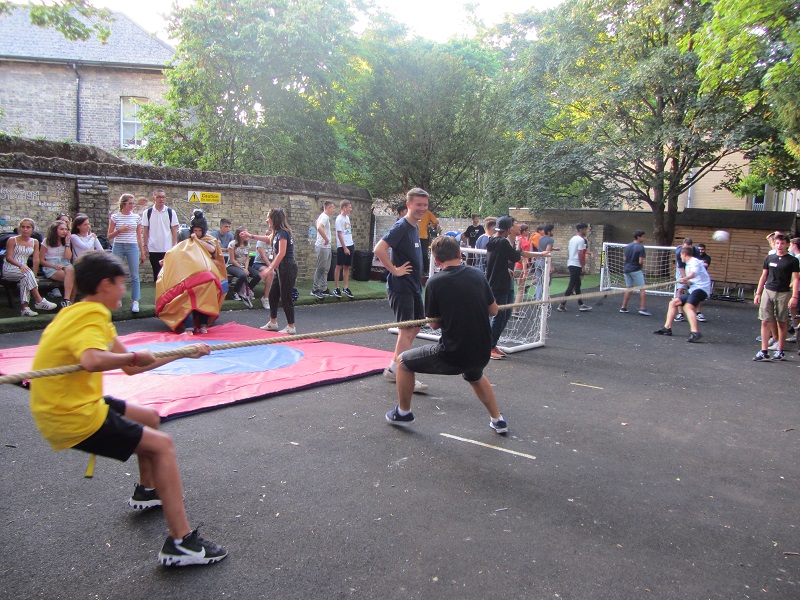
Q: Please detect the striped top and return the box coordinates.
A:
[2,237,35,273]
[110,212,141,245]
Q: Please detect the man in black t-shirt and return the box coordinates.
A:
[462,214,485,266]
[753,234,799,361]
[385,236,509,434]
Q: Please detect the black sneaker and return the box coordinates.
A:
[332,288,342,298]
[321,289,333,297]
[674,313,685,322]
[753,350,769,361]
[385,406,415,427]
[128,484,162,510]
[343,287,354,299]
[653,327,672,336]
[619,307,629,313]
[310,290,324,300]
[687,331,702,343]
[772,350,785,361]
[490,418,508,434]
[158,526,228,567]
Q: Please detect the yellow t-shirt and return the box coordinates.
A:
[418,211,439,240]
[30,302,117,450]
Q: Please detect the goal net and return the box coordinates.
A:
[390,245,550,353]
[600,242,677,297]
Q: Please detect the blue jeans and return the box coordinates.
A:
[112,242,140,301]
[490,287,515,348]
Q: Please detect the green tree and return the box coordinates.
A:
[337,27,507,213]
[138,0,356,180]
[0,1,110,41]
[503,0,771,244]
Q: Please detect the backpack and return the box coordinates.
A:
[146,207,174,225]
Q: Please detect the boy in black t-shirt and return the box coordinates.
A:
[385,235,509,433]
[753,234,799,361]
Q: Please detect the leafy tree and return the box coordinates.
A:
[138,0,356,180]
[337,28,508,213]
[502,0,771,244]
[0,1,110,42]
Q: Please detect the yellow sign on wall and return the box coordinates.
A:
[187,191,221,204]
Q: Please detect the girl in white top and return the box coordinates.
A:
[107,193,143,312]
[70,215,104,258]
[1,218,57,316]
[226,227,260,308]
[39,220,76,307]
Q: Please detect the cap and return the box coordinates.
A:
[495,216,515,233]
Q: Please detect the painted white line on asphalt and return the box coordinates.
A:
[439,433,537,460]
[570,382,604,389]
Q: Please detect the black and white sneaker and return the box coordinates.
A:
[158,526,228,567]
[696,313,707,322]
[753,350,769,361]
[674,313,685,322]
[321,289,333,297]
[772,350,785,361]
[556,305,566,312]
[619,307,629,313]
[310,290,324,300]
[653,327,672,336]
[578,305,592,312]
[687,331,702,343]
[490,417,508,434]
[332,288,342,298]
[385,406,415,427]
[240,293,253,309]
[343,287,354,299]
[128,484,162,510]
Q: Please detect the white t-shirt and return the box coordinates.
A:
[567,234,587,267]
[142,206,179,252]
[315,212,332,248]
[335,214,353,247]
[685,257,712,295]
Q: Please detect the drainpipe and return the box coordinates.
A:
[70,63,81,142]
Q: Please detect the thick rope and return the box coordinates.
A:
[0,281,673,386]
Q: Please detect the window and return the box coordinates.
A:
[120,97,148,148]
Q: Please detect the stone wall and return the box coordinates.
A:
[0,150,372,283]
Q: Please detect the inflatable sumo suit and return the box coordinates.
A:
[155,236,226,332]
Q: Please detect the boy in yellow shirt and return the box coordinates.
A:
[30,251,227,567]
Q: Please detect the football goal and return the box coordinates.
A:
[600,242,677,297]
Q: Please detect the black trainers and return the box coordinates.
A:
[674,313,685,322]
[490,418,508,434]
[128,484,162,510]
[310,290,324,300]
[343,287,354,299]
[158,526,228,567]
[332,288,342,298]
[653,327,672,336]
[385,406,415,427]
[687,331,702,343]
[321,289,333,297]
[753,350,769,361]
[772,350,785,361]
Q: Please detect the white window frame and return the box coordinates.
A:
[120,96,148,148]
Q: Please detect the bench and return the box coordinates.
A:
[0,253,64,309]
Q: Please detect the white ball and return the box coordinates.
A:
[712,230,730,242]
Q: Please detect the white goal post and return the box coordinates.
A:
[600,242,677,297]
[390,245,551,353]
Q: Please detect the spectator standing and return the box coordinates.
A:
[753,234,799,361]
[619,230,651,316]
[142,188,179,281]
[107,193,143,313]
[417,208,440,276]
[558,223,592,312]
[474,217,496,274]
[252,231,273,310]
[312,201,336,299]
[534,224,556,301]
[463,214,485,266]
[512,224,531,316]
[334,200,355,299]
[255,208,298,334]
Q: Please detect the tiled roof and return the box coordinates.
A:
[0,7,174,68]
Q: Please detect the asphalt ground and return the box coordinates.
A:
[1,290,798,599]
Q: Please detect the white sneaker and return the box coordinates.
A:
[578,305,592,312]
[768,341,780,351]
[20,307,38,317]
[279,326,296,334]
[261,297,269,310]
[696,313,706,322]
[33,299,57,311]
[383,368,396,382]
[413,380,429,394]
[260,322,279,331]
[49,288,62,299]
[131,301,140,313]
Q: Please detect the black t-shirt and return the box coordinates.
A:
[464,225,485,248]
[485,236,521,295]
[425,264,495,368]
[763,253,800,292]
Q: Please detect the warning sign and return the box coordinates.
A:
[187,191,221,204]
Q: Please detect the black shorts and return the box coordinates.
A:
[679,289,708,308]
[388,290,425,324]
[401,345,485,383]
[73,397,143,462]
[336,245,355,266]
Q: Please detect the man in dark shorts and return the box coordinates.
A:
[753,233,799,361]
[654,245,712,343]
[385,235,508,433]
[373,188,431,393]
[334,199,355,298]
[29,251,227,567]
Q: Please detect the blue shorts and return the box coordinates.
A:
[388,290,424,324]
[624,270,645,288]
[401,345,485,383]
[73,397,143,462]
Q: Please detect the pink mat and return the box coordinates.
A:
[0,322,393,420]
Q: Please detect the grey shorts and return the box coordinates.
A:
[400,345,485,383]
[624,270,645,288]
[759,289,791,322]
